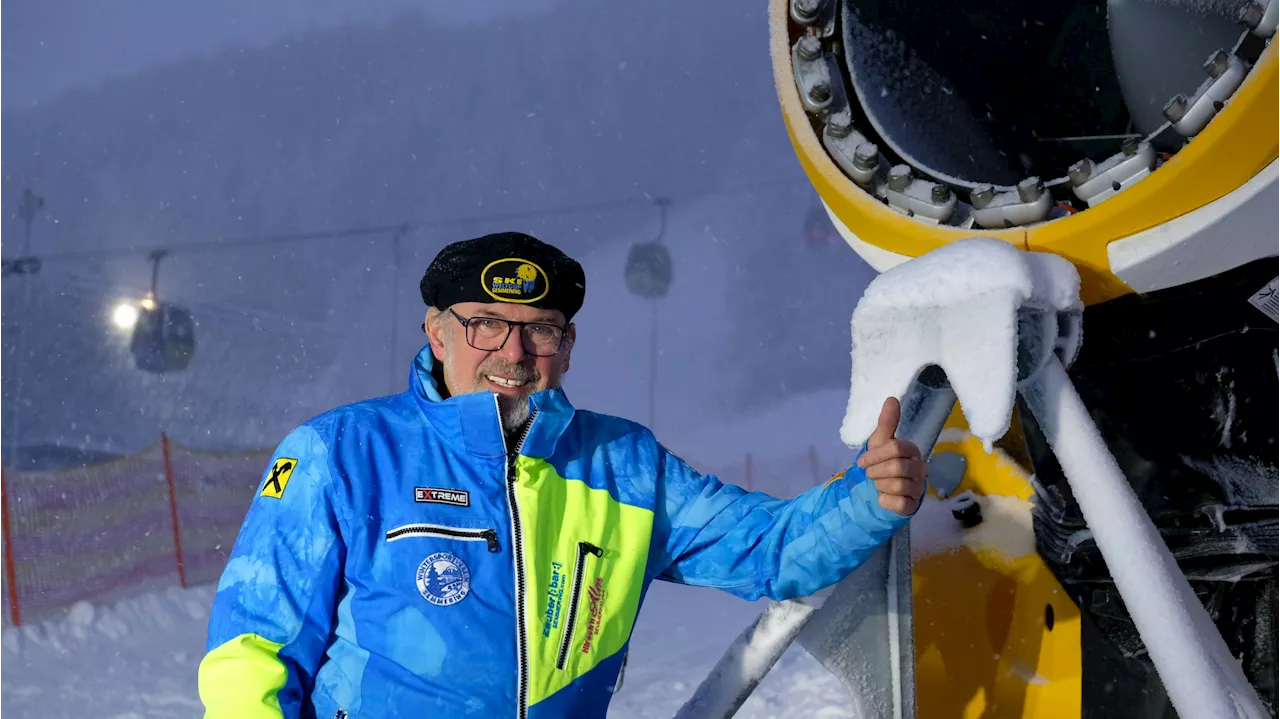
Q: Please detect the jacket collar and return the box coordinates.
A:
[407,345,574,460]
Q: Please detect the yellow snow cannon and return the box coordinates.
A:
[769,0,1279,716]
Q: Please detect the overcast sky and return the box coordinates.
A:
[2,0,561,109]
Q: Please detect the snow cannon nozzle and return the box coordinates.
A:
[840,238,1083,452]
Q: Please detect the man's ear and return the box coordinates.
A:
[425,308,447,362]
[559,322,576,374]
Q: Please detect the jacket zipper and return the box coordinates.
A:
[503,402,538,719]
[385,523,501,553]
[556,540,603,670]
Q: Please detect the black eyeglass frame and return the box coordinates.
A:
[449,309,568,357]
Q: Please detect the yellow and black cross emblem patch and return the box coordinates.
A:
[261,458,298,499]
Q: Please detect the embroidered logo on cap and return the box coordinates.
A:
[482,257,549,303]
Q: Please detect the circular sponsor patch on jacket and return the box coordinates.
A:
[416,552,472,607]
[481,257,549,303]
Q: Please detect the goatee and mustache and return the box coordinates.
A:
[472,357,540,433]
[440,322,544,433]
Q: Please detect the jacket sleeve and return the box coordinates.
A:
[652,444,910,601]
[198,425,347,719]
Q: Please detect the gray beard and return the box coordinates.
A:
[497,394,532,435]
[437,322,536,435]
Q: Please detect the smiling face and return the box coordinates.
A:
[425,301,575,431]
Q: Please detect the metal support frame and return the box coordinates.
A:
[674,379,954,718]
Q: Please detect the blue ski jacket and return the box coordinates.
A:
[198,345,909,718]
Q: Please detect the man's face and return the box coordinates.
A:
[425,301,574,427]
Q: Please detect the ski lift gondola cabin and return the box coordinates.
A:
[128,250,196,373]
[129,299,195,373]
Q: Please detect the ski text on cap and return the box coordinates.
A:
[261,458,297,499]
[415,487,471,507]
[482,258,549,303]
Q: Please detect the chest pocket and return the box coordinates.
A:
[385,523,501,552]
[379,510,504,610]
[513,456,654,707]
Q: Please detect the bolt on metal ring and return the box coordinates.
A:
[797,35,822,61]
[1068,158,1094,186]
[1163,94,1190,123]
[1204,49,1230,79]
[852,143,879,171]
[888,165,912,192]
[1017,177,1044,203]
[794,0,821,21]
[970,185,996,209]
[1239,2,1264,29]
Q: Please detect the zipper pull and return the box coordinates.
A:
[580,541,603,558]
[483,529,502,553]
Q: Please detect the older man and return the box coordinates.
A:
[199,231,926,719]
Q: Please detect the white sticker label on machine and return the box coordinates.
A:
[1247,277,1278,322]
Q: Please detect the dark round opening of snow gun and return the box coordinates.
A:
[840,0,1255,189]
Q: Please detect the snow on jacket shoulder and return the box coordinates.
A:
[198,345,908,719]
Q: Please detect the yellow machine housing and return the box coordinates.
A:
[768,0,1279,715]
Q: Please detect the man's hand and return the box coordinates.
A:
[856,397,927,516]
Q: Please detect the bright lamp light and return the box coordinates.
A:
[112,302,140,330]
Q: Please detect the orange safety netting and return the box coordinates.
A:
[1,437,271,625]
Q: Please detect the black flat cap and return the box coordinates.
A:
[420,232,587,321]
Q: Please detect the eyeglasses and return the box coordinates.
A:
[450,309,567,357]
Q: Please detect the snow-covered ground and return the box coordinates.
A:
[1,579,852,719]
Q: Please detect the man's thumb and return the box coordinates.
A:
[867,396,901,448]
